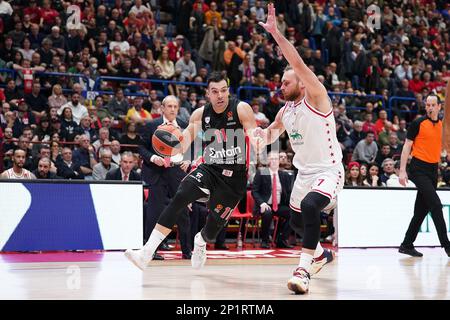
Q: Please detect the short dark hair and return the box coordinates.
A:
[426,94,441,104]
[207,71,228,87]
[13,148,26,156]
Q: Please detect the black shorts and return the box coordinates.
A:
[183,164,247,222]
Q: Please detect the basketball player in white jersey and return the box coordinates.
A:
[257,4,344,294]
[0,149,36,179]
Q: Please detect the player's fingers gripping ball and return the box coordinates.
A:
[152,124,184,157]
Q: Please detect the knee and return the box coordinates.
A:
[173,181,194,203]
[300,199,320,223]
[300,193,330,222]
[300,199,317,214]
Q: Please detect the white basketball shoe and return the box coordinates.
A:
[191,242,207,269]
[124,249,151,271]
[287,267,311,294]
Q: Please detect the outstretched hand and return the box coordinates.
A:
[253,127,266,139]
[258,3,277,34]
[251,127,267,154]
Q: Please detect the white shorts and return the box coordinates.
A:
[290,164,344,213]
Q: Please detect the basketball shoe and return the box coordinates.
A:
[310,248,335,276]
[191,242,207,269]
[124,249,151,271]
[287,267,310,294]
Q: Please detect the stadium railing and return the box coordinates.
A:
[92,76,208,97]
[236,86,271,103]
[35,71,92,96]
[1,70,422,122]
[328,91,387,115]
[387,96,418,118]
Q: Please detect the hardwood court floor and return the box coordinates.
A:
[0,248,449,300]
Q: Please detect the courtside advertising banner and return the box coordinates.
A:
[0,181,143,251]
[338,188,450,247]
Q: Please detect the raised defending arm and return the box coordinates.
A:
[259,3,330,113]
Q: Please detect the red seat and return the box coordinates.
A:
[246,190,254,213]
[230,204,253,248]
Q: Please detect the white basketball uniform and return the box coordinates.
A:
[4,168,34,179]
[282,98,344,213]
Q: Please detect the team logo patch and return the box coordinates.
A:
[205,117,211,129]
[190,172,204,183]
[289,130,304,146]
[195,172,203,179]
[222,169,233,177]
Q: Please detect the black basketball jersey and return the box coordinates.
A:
[201,97,247,172]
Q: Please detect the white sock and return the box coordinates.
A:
[194,232,206,246]
[142,229,166,259]
[298,252,314,273]
[314,242,324,258]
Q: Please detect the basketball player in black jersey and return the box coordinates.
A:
[125,72,262,270]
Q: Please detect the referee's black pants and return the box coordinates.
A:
[402,158,450,249]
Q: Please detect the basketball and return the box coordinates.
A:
[152,124,183,157]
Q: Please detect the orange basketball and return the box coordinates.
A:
[152,124,184,157]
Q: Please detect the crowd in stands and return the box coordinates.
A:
[0,0,449,189]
